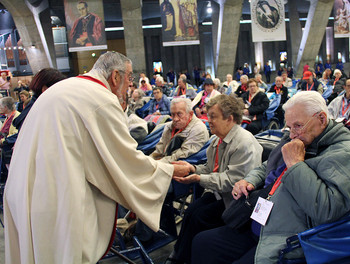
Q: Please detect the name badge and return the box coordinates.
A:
[250,197,274,226]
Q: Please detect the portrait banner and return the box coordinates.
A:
[64,0,107,52]
[250,0,286,42]
[159,0,200,46]
[334,0,350,38]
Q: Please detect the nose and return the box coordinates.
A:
[289,129,298,140]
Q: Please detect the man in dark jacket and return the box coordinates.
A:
[192,91,350,264]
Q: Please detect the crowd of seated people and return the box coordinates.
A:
[3,62,350,264]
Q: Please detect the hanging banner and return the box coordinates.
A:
[334,0,350,38]
[64,0,107,52]
[250,0,286,42]
[159,0,200,46]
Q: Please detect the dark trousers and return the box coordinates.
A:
[174,192,225,263]
[246,120,262,135]
[191,225,258,264]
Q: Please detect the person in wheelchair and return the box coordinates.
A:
[127,98,209,246]
[242,78,269,135]
[168,95,263,264]
[268,76,289,127]
[192,91,350,264]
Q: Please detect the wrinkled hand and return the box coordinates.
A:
[172,160,195,173]
[173,174,200,184]
[173,163,190,177]
[232,180,255,200]
[281,139,305,168]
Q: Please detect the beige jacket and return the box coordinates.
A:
[151,115,209,163]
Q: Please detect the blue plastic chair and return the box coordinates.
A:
[137,125,165,155]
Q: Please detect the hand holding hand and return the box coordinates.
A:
[232,180,255,200]
[173,174,200,184]
[172,160,195,173]
[173,163,190,177]
[281,139,305,168]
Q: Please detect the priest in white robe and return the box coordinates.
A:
[4,51,189,264]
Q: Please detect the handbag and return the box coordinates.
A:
[278,213,350,264]
[221,182,273,230]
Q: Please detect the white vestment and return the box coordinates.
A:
[4,72,173,264]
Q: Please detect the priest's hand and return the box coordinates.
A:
[173,163,190,177]
[172,160,195,173]
[173,174,200,184]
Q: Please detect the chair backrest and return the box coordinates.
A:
[137,125,165,154]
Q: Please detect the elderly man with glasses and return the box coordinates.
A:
[192,91,350,264]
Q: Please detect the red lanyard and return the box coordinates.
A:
[274,86,281,94]
[333,78,339,86]
[307,83,314,91]
[268,167,287,198]
[2,111,16,129]
[248,93,252,103]
[171,116,192,139]
[76,75,107,89]
[342,98,350,116]
[213,139,223,172]
[178,87,185,96]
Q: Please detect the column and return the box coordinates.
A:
[214,0,244,81]
[295,0,334,78]
[120,0,146,77]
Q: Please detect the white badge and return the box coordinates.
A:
[335,117,345,123]
[250,197,274,226]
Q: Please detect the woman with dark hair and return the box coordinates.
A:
[13,68,66,131]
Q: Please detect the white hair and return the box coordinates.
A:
[171,97,192,113]
[333,69,342,76]
[283,91,329,122]
[240,75,249,81]
[213,78,221,87]
[156,76,164,84]
[91,51,132,80]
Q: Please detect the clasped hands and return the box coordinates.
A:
[172,160,200,184]
[231,139,306,200]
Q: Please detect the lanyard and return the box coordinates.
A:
[307,82,314,91]
[178,87,185,96]
[76,75,107,89]
[274,86,281,94]
[248,93,252,103]
[342,97,350,116]
[213,139,223,172]
[267,167,287,199]
[1,111,16,130]
[171,115,192,139]
[333,77,339,86]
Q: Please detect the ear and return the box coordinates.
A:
[319,112,327,127]
[109,70,120,88]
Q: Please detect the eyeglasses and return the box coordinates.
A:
[286,112,320,134]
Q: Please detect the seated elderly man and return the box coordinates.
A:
[147,87,171,116]
[299,70,323,94]
[192,91,350,264]
[268,76,289,126]
[328,78,350,123]
[172,77,197,99]
[167,95,263,264]
[151,97,209,162]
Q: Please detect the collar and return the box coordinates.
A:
[83,71,111,92]
[212,124,238,147]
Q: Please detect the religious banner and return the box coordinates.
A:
[250,0,286,42]
[64,0,107,52]
[334,0,350,38]
[159,0,200,46]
